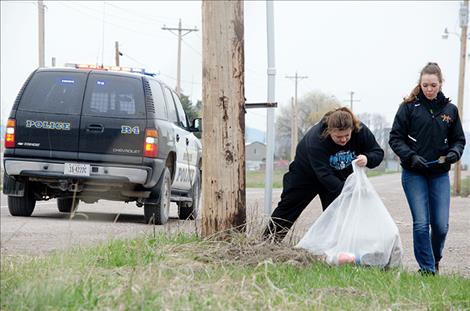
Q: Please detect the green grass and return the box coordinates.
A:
[366,169,399,178]
[2,233,469,310]
[246,169,286,188]
[246,168,398,188]
[460,176,470,197]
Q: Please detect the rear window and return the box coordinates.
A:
[82,74,146,118]
[18,71,87,114]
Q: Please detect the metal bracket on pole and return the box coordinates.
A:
[245,102,278,109]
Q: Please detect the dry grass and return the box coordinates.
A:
[2,199,470,310]
[2,226,470,310]
[174,231,321,267]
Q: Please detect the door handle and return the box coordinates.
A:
[86,124,104,133]
[176,134,180,142]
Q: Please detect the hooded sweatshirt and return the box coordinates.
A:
[287,120,384,199]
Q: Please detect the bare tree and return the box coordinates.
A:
[357,112,393,170]
[276,91,340,160]
[356,112,389,146]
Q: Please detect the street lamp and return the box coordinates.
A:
[442,27,470,58]
[441,27,458,40]
[442,0,469,196]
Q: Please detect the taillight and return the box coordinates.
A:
[144,129,158,157]
[5,119,16,148]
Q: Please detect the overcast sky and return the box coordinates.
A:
[1,1,469,132]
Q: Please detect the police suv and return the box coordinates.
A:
[3,65,202,224]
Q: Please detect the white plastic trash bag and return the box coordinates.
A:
[296,160,403,268]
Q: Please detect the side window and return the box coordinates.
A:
[172,92,188,127]
[149,80,167,119]
[172,92,188,128]
[163,87,178,124]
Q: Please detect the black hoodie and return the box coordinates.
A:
[286,120,384,198]
[389,91,466,175]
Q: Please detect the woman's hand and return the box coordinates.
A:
[355,154,368,167]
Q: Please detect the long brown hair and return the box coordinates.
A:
[403,62,443,103]
[321,106,361,138]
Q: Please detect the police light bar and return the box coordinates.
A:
[65,63,156,76]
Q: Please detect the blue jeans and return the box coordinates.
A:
[401,169,450,273]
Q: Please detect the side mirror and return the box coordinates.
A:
[191,118,202,132]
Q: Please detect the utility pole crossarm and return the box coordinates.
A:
[162,26,199,34]
[342,91,360,112]
[285,74,309,80]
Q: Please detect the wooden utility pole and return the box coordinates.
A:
[349,91,360,112]
[115,41,120,66]
[38,0,45,67]
[162,19,198,96]
[201,0,246,237]
[454,0,468,195]
[342,91,360,112]
[286,72,308,161]
[290,96,296,161]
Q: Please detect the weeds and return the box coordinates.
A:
[2,224,470,310]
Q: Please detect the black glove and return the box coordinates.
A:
[445,151,459,164]
[410,155,428,169]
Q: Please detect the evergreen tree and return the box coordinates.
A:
[179,93,202,122]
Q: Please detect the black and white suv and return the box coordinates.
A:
[3,67,202,224]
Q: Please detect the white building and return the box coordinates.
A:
[246,141,266,171]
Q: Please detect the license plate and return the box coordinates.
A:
[64,163,91,176]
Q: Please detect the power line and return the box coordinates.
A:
[105,2,179,25]
[181,38,202,57]
[162,19,198,96]
[51,2,162,39]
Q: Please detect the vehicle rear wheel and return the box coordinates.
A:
[178,170,201,220]
[8,184,36,217]
[144,167,171,225]
[57,197,79,213]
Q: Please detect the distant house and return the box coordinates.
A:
[246,141,266,170]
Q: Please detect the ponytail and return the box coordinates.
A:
[403,85,420,103]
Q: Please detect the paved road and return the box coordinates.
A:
[1,172,469,277]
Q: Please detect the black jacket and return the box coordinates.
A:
[286,120,384,198]
[388,91,466,175]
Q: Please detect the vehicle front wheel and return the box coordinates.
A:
[144,167,171,225]
[57,197,79,213]
[8,184,36,217]
[178,169,201,220]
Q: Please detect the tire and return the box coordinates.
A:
[144,167,171,225]
[178,169,201,220]
[57,197,79,213]
[7,184,36,217]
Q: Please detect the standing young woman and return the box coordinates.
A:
[389,62,466,274]
[264,107,384,242]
